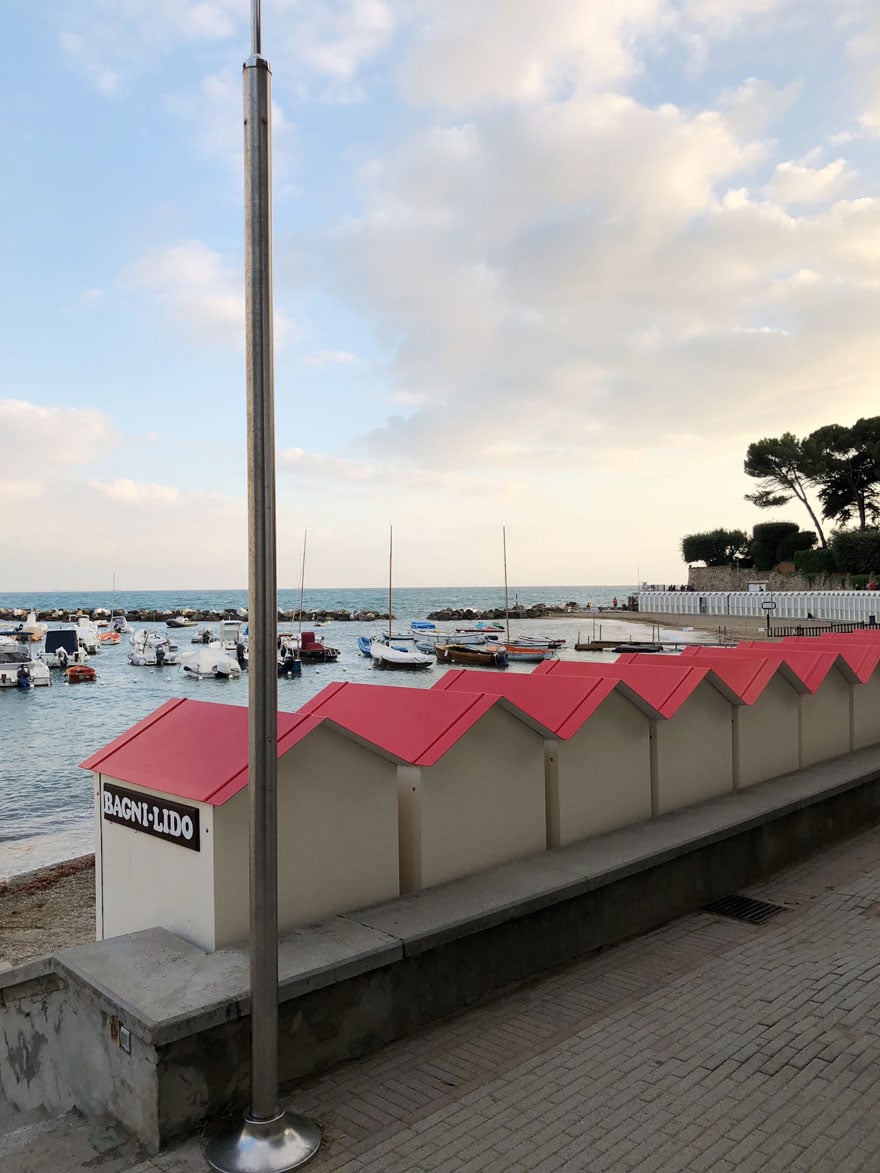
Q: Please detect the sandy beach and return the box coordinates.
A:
[0,855,95,968]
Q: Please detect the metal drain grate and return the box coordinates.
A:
[702,894,786,925]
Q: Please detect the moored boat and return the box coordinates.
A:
[66,664,97,683]
[370,634,434,670]
[435,643,509,668]
[0,639,51,687]
[179,646,242,679]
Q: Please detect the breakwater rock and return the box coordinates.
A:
[0,607,390,625]
[426,604,552,622]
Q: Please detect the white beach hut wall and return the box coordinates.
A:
[729,644,857,766]
[534,660,740,816]
[431,669,658,848]
[81,698,401,952]
[619,651,803,790]
[300,681,548,893]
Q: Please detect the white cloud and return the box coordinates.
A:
[307,349,357,367]
[59,1,240,95]
[121,241,297,349]
[765,158,857,205]
[276,0,393,94]
[0,399,117,475]
[123,240,244,346]
[87,479,180,507]
[398,1,670,108]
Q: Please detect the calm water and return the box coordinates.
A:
[0,585,702,877]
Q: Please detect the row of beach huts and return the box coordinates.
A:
[82,630,880,953]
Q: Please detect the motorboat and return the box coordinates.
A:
[278,630,339,663]
[42,629,89,669]
[0,639,50,688]
[76,617,100,656]
[369,633,434,670]
[179,646,242,680]
[219,620,249,668]
[128,631,180,666]
[435,643,509,668]
[167,614,198,628]
[111,613,132,634]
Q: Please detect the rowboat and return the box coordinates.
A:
[435,643,509,668]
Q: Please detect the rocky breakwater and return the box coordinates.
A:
[0,606,388,624]
[426,603,557,622]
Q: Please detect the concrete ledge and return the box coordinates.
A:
[4,743,880,1149]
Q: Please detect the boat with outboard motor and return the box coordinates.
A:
[128,630,180,666]
[0,639,50,687]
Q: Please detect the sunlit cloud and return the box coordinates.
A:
[88,479,181,507]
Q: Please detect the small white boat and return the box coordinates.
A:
[370,634,434,670]
[179,646,242,679]
[0,639,50,687]
[128,631,180,666]
[76,617,101,655]
[167,614,198,628]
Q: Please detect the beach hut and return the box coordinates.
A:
[432,669,657,847]
[767,636,880,751]
[300,681,546,892]
[617,651,801,789]
[533,660,739,815]
[684,644,855,766]
[81,698,401,951]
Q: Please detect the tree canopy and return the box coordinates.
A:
[744,417,880,542]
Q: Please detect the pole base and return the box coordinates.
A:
[206,1109,322,1172]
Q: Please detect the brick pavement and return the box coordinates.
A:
[5,825,880,1171]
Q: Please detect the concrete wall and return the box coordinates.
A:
[404,706,545,890]
[214,726,400,944]
[735,675,801,789]
[7,746,880,1150]
[551,691,652,846]
[653,686,734,814]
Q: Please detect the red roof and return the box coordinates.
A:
[80,699,333,805]
[680,644,847,692]
[735,641,859,684]
[532,659,739,716]
[779,637,880,683]
[615,651,783,705]
[431,669,635,737]
[299,681,540,765]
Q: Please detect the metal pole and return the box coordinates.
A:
[207,3,320,1168]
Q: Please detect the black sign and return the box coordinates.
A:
[102,782,201,851]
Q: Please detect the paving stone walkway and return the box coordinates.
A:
[5,824,880,1171]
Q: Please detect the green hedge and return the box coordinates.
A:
[829,529,880,575]
[794,547,837,574]
[752,521,798,571]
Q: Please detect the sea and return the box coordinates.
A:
[0,585,706,879]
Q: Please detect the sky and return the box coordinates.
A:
[2,1,879,591]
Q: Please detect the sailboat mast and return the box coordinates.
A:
[388,525,393,640]
[503,525,510,642]
[297,529,307,638]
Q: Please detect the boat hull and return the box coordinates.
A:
[436,644,509,668]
